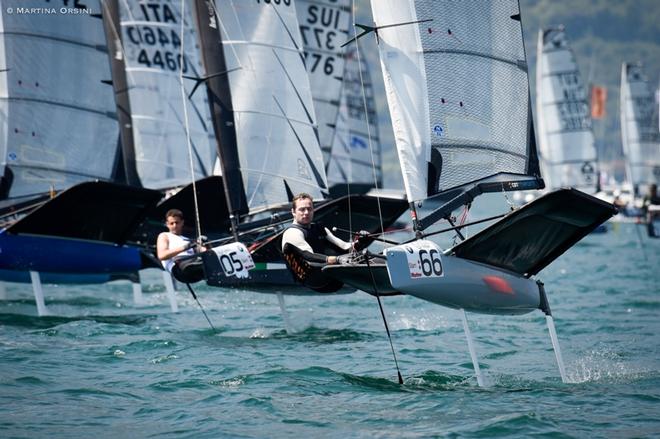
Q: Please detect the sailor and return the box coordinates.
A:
[157,209,197,272]
[281,193,361,265]
[642,184,660,236]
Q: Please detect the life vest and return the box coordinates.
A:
[287,222,330,253]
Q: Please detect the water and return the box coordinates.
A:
[0,220,658,438]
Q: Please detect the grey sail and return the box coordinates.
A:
[0,0,120,202]
[326,42,382,192]
[295,0,351,166]
[620,62,660,195]
[109,0,216,190]
[536,27,598,194]
[371,0,541,224]
[215,0,328,213]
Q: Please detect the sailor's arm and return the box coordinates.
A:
[324,227,352,251]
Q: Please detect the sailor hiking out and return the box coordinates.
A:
[281,193,368,292]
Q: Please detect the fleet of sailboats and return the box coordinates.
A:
[0,0,650,383]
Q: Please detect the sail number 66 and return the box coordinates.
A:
[418,249,442,277]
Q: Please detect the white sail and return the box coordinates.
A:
[217,0,328,212]
[295,0,351,165]
[326,43,382,190]
[371,0,540,205]
[620,62,660,194]
[117,0,216,190]
[536,27,598,193]
[0,0,119,201]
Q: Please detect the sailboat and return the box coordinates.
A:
[0,0,164,314]
[186,0,406,289]
[536,27,599,196]
[620,62,660,235]
[322,0,616,383]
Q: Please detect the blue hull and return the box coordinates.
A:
[0,269,116,284]
[0,233,143,273]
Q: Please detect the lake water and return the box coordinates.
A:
[0,201,658,438]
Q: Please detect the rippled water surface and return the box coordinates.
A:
[1,217,658,438]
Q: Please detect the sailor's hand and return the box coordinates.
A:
[326,255,338,264]
[352,230,371,249]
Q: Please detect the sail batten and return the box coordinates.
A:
[371,0,541,210]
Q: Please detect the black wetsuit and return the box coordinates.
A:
[285,222,343,263]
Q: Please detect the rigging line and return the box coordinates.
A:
[401,213,506,244]
[365,255,404,385]
[177,0,202,241]
[185,283,217,333]
[353,4,384,239]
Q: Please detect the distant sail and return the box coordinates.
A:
[216,0,328,212]
[371,0,541,206]
[536,26,598,193]
[0,0,120,201]
[620,62,660,193]
[295,0,350,166]
[326,42,382,191]
[111,0,216,190]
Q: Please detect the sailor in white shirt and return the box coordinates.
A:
[156,209,196,272]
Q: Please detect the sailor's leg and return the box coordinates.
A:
[29,271,49,316]
[460,309,484,387]
[538,281,568,383]
[162,271,178,312]
[276,292,292,333]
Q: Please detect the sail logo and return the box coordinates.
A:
[581,162,595,179]
[350,136,367,149]
[433,125,443,137]
[7,152,17,161]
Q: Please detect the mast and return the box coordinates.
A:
[100,0,141,187]
[192,0,247,241]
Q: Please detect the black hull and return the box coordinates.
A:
[201,192,408,292]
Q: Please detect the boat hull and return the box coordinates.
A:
[0,233,145,274]
[323,253,540,315]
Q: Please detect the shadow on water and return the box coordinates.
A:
[0,312,155,329]
[268,326,377,343]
